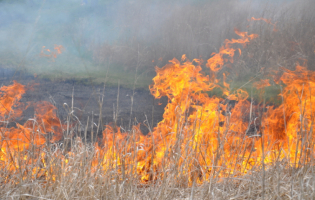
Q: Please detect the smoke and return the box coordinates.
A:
[0,0,185,74]
[0,0,312,79]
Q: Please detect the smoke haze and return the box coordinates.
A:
[0,0,313,86]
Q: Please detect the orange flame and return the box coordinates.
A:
[206,29,258,72]
[250,17,278,32]
[40,45,64,62]
[1,19,314,186]
[253,79,271,89]
[0,82,64,181]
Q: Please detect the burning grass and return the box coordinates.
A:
[1,19,315,199]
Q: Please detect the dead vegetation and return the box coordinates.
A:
[1,0,315,199]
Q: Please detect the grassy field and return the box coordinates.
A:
[1,140,314,199]
[0,74,313,199]
[1,0,315,199]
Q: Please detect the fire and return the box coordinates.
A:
[1,19,314,186]
[0,81,64,181]
[92,27,314,183]
[253,79,270,89]
[206,28,258,72]
[93,27,314,182]
[250,17,278,32]
[0,81,25,118]
[40,45,64,62]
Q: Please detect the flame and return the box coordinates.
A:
[93,26,313,183]
[1,18,314,186]
[250,17,278,32]
[54,45,64,54]
[206,29,258,72]
[253,79,270,89]
[40,45,64,62]
[0,82,64,181]
[0,81,25,118]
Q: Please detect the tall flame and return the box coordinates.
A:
[0,82,64,180]
[1,19,314,186]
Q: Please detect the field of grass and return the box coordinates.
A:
[1,139,314,199]
[1,0,315,199]
[0,75,314,199]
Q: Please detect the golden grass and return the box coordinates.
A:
[1,136,314,199]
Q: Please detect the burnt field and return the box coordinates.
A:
[0,67,167,136]
[1,0,315,199]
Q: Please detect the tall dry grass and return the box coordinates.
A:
[1,98,315,199]
[1,0,315,199]
[1,75,315,199]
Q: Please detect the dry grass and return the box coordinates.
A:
[1,136,315,199]
[1,1,315,199]
[1,83,315,199]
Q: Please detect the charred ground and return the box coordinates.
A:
[0,67,167,137]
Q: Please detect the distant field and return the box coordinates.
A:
[0,52,281,106]
[0,50,155,89]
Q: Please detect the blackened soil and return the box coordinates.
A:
[0,68,167,137]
